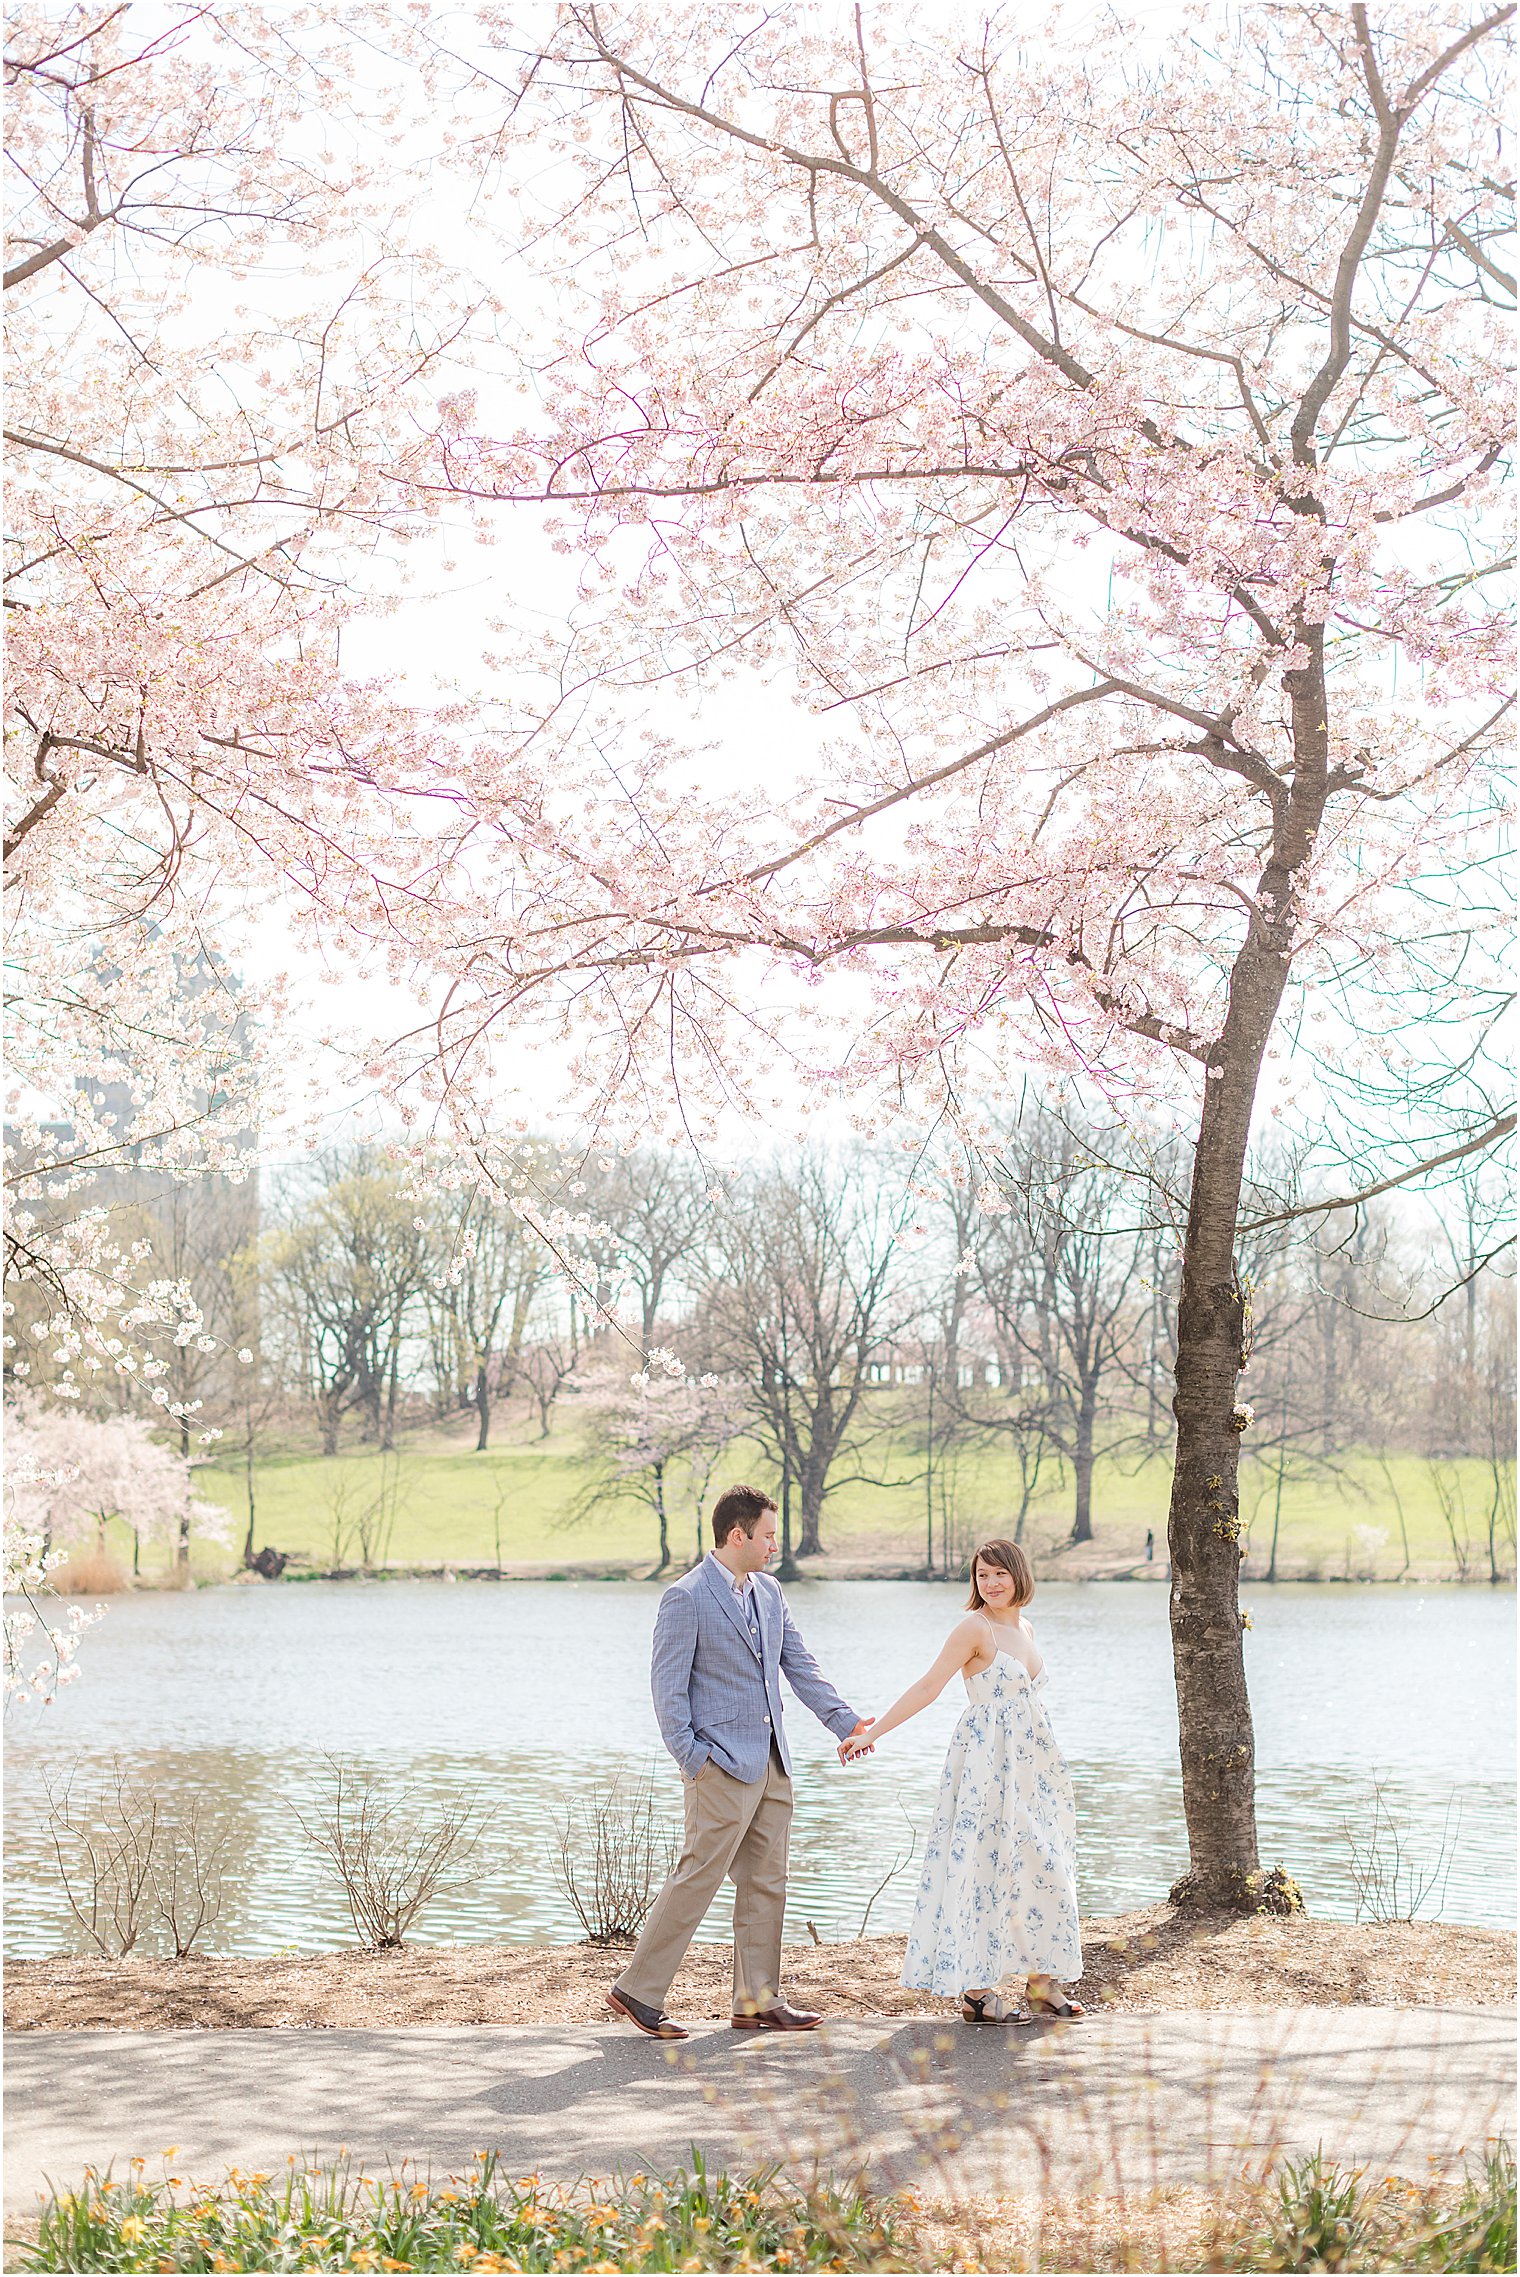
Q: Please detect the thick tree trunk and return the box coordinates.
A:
[473,1360,491,1451]
[654,1461,670,1573]
[498,1284,535,1399]
[242,1441,257,1569]
[797,1456,827,1557]
[1166,670,1324,1911]
[1070,1382,1097,1544]
[381,1339,401,1452]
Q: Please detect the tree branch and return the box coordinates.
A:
[736,681,1120,886]
[819,920,1212,1060]
[1238,1111,1515,1230]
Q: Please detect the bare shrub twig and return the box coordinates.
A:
[149,1796,231,1958]
[1341,1776,1464,1923]
[856,1804,920,1940]
[550,1772,677,1946]
[41,1758,160,1956]
[292,1756,495,1949]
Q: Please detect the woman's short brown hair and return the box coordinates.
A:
[965,1538,1034,1610]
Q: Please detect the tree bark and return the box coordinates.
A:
[242,1439,257,1569]
[381,1337,401,1452]
[473,1359,491,1451]
[797,1451,827,1557]
[170,1403,194,1580]
[1166,639,1327,1914]
[1070,1379,1097,1545]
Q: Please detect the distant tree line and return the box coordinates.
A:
[8,1108,1511,1579]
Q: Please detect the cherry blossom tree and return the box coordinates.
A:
[4,4,473,1387]
[397,4,1513,1905]
[3,1466,98,1706]
[968,1108,1149,1546]
[1,5,520,1697]
[4,4,1510,1891]
[5,1402,223,1567]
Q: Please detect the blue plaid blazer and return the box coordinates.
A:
[650,1552,858,1783]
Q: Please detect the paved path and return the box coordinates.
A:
[6,2009,1513,2214]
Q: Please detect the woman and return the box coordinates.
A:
[841,1538,1084,2023]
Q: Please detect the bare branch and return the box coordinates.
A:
[1239,1111,1515,1231]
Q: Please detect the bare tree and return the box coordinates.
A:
[519,1302,584,1439]
[150,1798,231,1959]
[353,1451,410,1573]
[427,1184,550,1450]
[193,1233,291,1573]
[970,1113,1147,1546]
[269,1153,431,1455]
[1342,1780,1463,1924]
[581,1149,715,1349]
[700,1150,915,1558]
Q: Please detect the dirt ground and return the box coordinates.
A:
[6,1908,1512,2031]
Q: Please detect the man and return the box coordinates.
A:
[608,1482,872,2041]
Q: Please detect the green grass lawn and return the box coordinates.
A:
[158,1415,1514,1584]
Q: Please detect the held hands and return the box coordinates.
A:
[837,1717,876,1766]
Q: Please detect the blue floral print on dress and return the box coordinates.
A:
[901,1651,1082,1995]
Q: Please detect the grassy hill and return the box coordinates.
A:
[139,1415,1517,1584]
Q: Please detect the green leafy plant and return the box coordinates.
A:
[1210,2143,1517,2274]
[11,2147,906,2272]
[1417,2140,1517,2274]
[1270,2151,1372,2270]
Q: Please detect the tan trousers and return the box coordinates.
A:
[615,1749,793,2015]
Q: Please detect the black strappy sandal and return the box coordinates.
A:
[961,1989,1030,2024]
[1026,1979,1085,2019]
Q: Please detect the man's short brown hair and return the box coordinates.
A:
[711,1483,778,1547]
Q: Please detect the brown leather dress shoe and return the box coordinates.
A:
[731,2001,823,2031]
[607,1985,690,2040]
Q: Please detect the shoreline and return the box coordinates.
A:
[7,1909,1514,2032]
[72,1556,1513,1591]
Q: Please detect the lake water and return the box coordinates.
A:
[4,1579,1513,1955]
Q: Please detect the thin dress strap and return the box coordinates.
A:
[975,1611,1047,1686]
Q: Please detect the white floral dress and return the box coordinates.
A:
[901,1646,1082,1994]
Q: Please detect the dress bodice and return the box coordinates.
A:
[964,1647,1045,1704]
